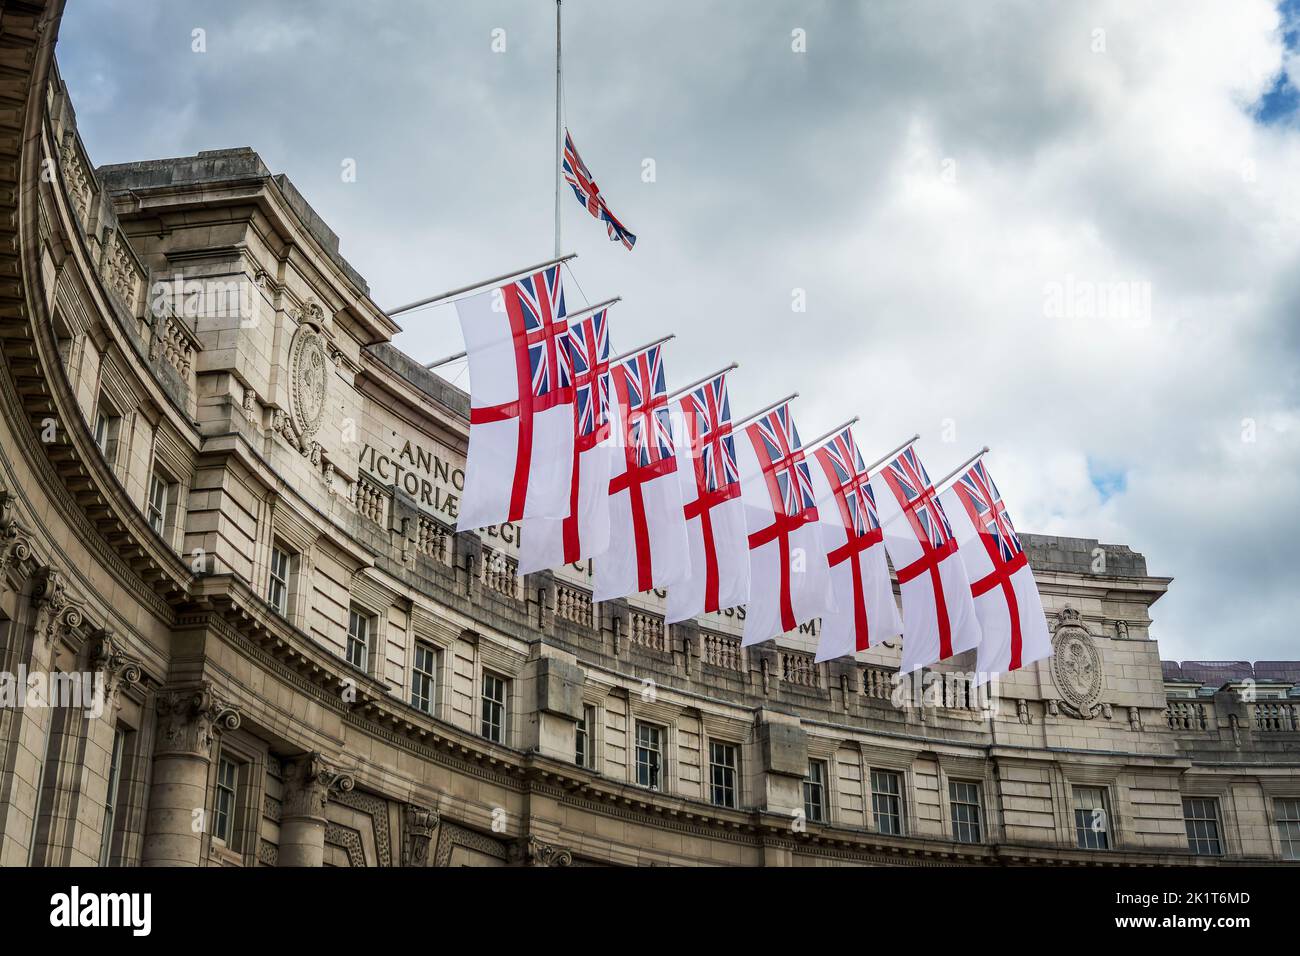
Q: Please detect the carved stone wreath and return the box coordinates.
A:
[1049,606,1105,719]
[288,324,329,445]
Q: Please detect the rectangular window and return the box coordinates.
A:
[92,401,120,464]
[635,722,663,790]
[267,544,292,616]
[575,704,595,769]
[98,727,128,866]
[411,642,436,715]
[147,471,169,535]
[481,672,507,744]
[1183,797,1222,856]
[803,760,828,823]
[213,756,238,847]
[1073,786,1110,850]
[949,780,984,844]
[709,741,738,809]
[872,769,905,836]
[1276,797,1300,861]
[346,607,370,670]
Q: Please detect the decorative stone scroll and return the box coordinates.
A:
[86,626,143,706]
[0,493,34,596]
[30,567,85,649]
[510,834,573,867]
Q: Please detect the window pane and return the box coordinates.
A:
[635,722,662,789]
[709,742,737,808]
[949,780,982,844]
[804,761,827,823]
[1276,797,1300,861]
[1073,786,1110,850]
[872,769,904,836]
[214,757,238,845]
[411,643,435,714]
[347,609,369,669]
[481,673,506,743]
[1183,797,1222,855]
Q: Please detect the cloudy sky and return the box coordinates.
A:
[58,1,1300,662]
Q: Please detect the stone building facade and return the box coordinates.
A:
[0,0,1296,867]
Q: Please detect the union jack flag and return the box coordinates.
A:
[623,345,673,467]
[562,129,637,251]
[956,459,1022,563]
[516,265,569,398]
[755,405,816,516]
[886,445,953,549]
[820,428,880,538]
[685,374,739,493]
[566,309,611,439]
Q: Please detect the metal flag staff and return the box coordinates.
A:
[555,0,564,258]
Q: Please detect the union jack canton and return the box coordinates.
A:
[562,129,637,251]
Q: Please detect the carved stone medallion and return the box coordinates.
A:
[288,324,329,444]
[1050,606,1105,719]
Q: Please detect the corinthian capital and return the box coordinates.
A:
[87,626,143,707]
[511,835,573,867]
[30,567,84,648]
[154,682,242,758]
[281,752,356,821]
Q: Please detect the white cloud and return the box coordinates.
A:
[58,0,1300,660]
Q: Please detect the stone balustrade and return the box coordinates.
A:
[780,650,819,688]
[555,583,593,628]
[702,632,742,671]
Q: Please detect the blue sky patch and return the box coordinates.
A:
[1088,460,1128,504]
[1255,0,1300,124]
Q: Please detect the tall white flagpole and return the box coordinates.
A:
[554,0,563,258]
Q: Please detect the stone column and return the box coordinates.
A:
[278,753,354,867]
[140,683,241,867]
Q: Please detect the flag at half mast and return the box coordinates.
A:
[562,129,637,251]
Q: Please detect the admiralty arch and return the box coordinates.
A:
[0,0,1297,867]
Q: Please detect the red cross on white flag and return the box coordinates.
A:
[665,371,749,624]
[593,345,691,601]
[939,456,1052,684]
[455,265,575,532]
[736,402,835,647]
[869,442,981,673]
[810,426,902,662]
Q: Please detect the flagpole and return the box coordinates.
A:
[424,295,622,368]
[802,416,860,453]
[862,433,921,477]
[931,446,990,495]
[666,362,739,402]
[386,252,577,317]
[608,333,675,366]
[732,392,799,432]
[554,0,563,258]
